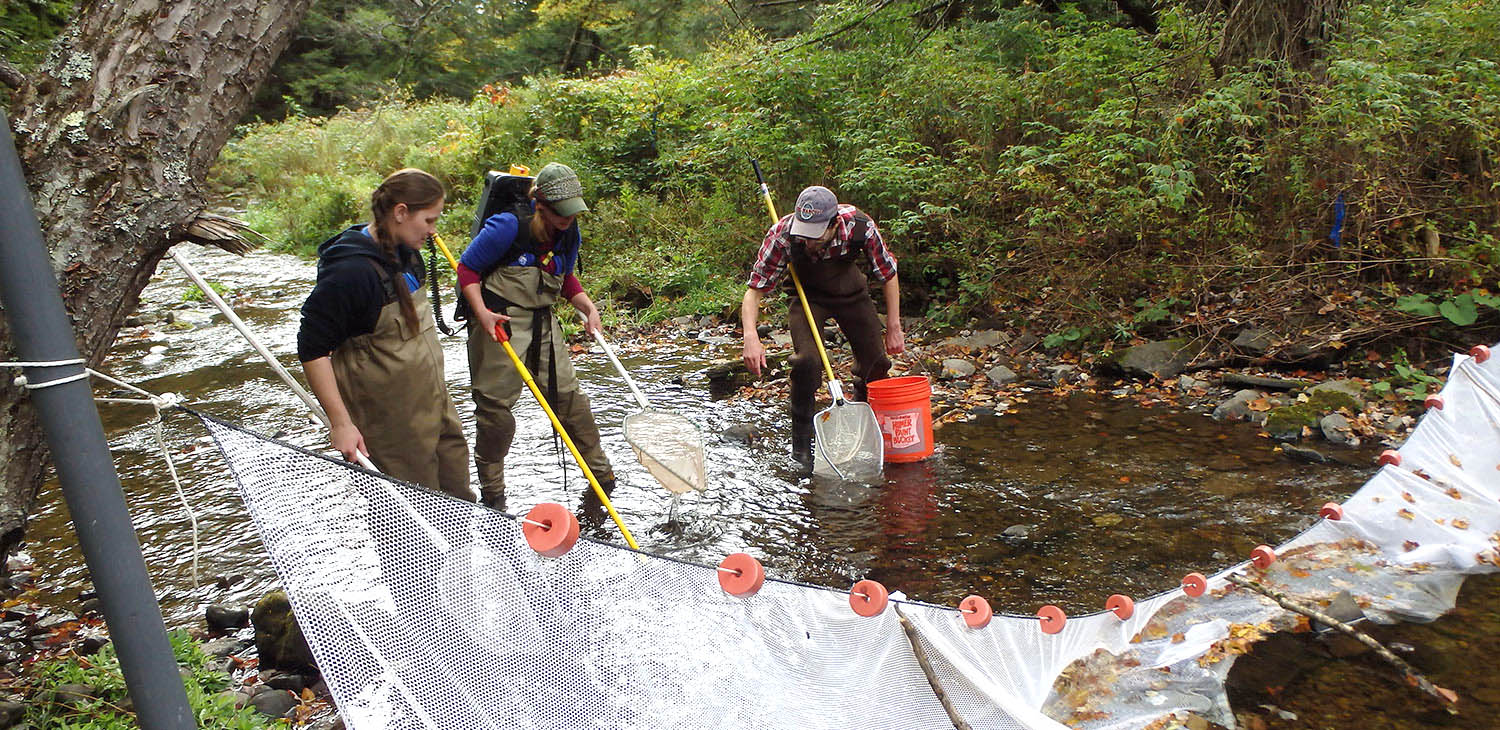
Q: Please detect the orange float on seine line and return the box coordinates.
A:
[958,595,992,629]
[717,553,766,598]
[849,579,889,617]
[521,502,580,558]
[1319,502,1345,521]
[1036,605,1066,634]
[1251,545,1276,570]
[1377,449,1402,467]
[1471,344,1491,364]
[1181,572,1208,598]
[1106,594,1134,621]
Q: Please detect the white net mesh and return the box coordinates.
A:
[198,343,1500,730]
[623,410,706,494]
[812,400,884,481]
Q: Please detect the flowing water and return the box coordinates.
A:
[23,246,1499,726]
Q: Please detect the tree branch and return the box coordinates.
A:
[1225,573,1459,713]
[0,60,26,91]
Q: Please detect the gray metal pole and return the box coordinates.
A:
[0,115,194,728]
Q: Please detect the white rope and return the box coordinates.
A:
[0,358,204,591]
[15,370,91,389]
[1,358,90,390]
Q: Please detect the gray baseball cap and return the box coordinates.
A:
[533,162,588,217]
[789,186,838,238]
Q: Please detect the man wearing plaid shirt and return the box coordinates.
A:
[740,185,905,469]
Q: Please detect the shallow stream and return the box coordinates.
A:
[24,246,1498,726]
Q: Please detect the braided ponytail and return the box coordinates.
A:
[369,169,444,331]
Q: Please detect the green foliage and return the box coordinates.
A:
[1393,289,1500,326]
[1371,349,1447,402]
[0,0,75,69]
[214,0,1500,327]
[182,281,233,303]
[24,630,267,730]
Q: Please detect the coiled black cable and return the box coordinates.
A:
[426,238,456,336]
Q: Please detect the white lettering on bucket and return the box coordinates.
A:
[883,412,921,450]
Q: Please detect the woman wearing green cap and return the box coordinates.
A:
[456,162,614,511]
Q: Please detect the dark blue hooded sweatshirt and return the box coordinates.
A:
[297,225,424,362]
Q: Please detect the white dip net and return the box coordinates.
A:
[198,343,1500,730]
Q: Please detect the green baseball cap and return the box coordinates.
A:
[534,162,588,217]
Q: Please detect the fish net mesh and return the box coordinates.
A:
[812,399,885,480]
[622,410,706,494]
[197,344,1500,730]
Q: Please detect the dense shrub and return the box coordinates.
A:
[214,0,1500,333]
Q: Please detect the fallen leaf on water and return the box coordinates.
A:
[1403,540,1420,551]
[1450,454,1463,468]
[1402,491,1415,503]
[1453,518,1470,529]
[1398,508,1415,520]
[1446,486,1463,500]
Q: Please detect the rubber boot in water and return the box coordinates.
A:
[578,477,617,529]
[481,489,506,514]
[791,422,813,472]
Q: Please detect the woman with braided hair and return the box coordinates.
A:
[297,168,475,500]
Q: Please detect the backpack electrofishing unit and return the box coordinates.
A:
[453,166,535,322]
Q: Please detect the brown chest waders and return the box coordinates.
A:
[784,252,892,447]
[331,283,473,500]
[467,265,613,508]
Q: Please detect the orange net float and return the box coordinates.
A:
[1105,594,1134,621]
[717,552,766,598]
[1377,450,1402,467]
[1036,605,1066,635]
[849,579,889,617]
[958,595,992,629]
[521,502,580,558]
[1319,502,1345,521]
[1251,545,1276,570]
[1472,345,1491,364]
[1425,394,1444,411]
[1181,572,1208,598]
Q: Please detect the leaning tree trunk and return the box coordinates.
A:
[1214,0,1345,72]
[0,0,314,568]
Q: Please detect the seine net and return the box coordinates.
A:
[198,343,1500,730]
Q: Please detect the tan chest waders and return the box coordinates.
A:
[332,281,472,499]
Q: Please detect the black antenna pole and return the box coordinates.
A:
[0,113,194,728]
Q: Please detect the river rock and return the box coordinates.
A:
[250,688,299,718]
[986,365,1017,386]
[0,700,23,728]
[1280,444,1327,464]
[940,359,976,379]
[252,590,317,673]
[1002,524,1031,539]
[939,330,1009,350]
[1045,364,1078,384]
[201,636,245,658]
[1177,374,1207,393]
[1109,338,1196,379]
[1319,413,1358,447]
[721,424,758,444]
[1309,379,1365,401]
[206,603,250,634]
[1231,328,1275,355]
[1221,373,1309,391]
[264,669,314,693]
[1212,389,1264,422]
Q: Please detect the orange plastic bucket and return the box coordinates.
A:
[866,376,934,463]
